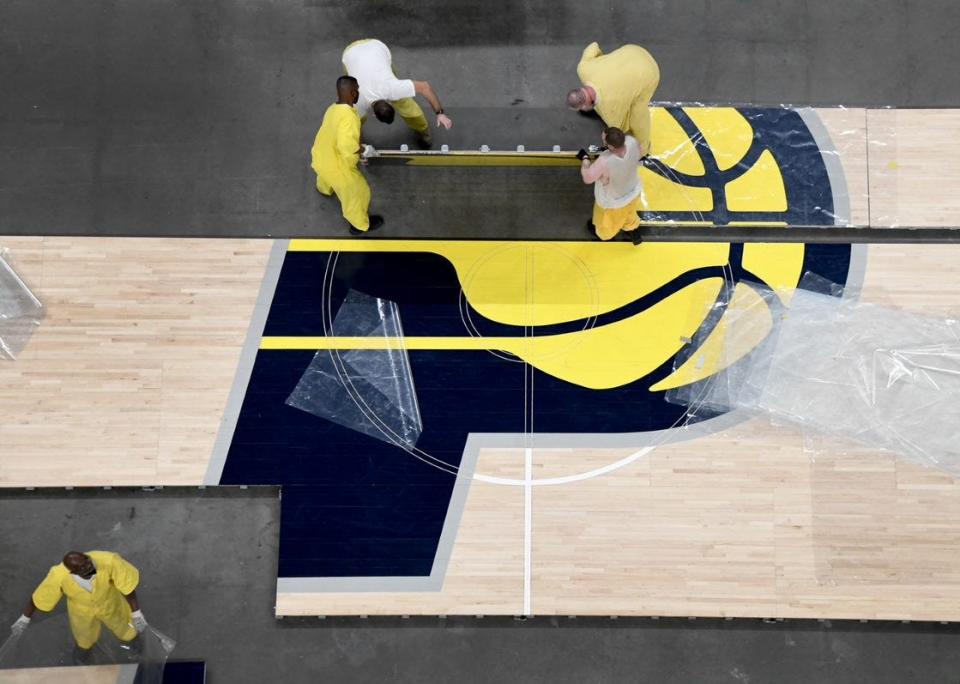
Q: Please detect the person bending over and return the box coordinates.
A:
[342,38,453,147]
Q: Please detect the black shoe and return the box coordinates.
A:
[72,645,94,665]
[417,132,433,149]
[349,215,384,236]
[585,220,597,238]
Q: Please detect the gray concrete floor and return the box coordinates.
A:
[4,1,960,681]
[2,489,960,684]
[2,0,960,237]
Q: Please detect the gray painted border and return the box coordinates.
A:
[204,239,289,485]
[797,107,853,228]
[798,106,868,299]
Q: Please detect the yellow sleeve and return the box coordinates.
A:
[310,127,323,174]
[580,42,602,62]
[31,567,64,612]
[336,111,360,168]
[108,553,140,595]
[577,42,603,83]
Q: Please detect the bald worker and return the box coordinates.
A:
[10,551,147,662]
[311,75,383,234]
[342,38,453,147]
[567,43,660,157]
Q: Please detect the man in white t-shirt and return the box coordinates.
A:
[342,38,453,146]
[579,127,644,241]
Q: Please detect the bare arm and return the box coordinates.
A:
[124,589,140,612]
[413,81,443,114]
[580,155,608,185]
[412,81,452,129]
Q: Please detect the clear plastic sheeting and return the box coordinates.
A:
[667,272,960,474]
[664,278,783,419]
[0,613,175,683]
[0,249,44,359]
[286,289,423,450]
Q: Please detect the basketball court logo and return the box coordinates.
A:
[214,106,860,583]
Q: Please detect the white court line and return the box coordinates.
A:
[523,446,533,616]
[473,446,656,487]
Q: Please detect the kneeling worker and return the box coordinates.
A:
[10,551,148,662]
[311,76,383,234]
[342,38,453,146]
[579,127,643,241]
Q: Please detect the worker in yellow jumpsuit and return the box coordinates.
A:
[10,550,148,662]
[311,75,383,234]
[566,43,660,157]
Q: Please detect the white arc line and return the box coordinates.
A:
[474,446,655,487]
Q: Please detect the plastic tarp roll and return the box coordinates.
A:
[286,289,423,450]
[666,271,960,474]
[0,250,44,359]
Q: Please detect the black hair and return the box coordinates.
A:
[372,100,396,124]
[604,126,626,149]
[336,75,358,92]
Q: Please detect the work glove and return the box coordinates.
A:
[576,148,589,161]
[10,615,30,636]
[131,610,148,633]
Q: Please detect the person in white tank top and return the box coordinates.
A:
[579,127,644,240]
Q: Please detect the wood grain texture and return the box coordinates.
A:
[0,237,271,486]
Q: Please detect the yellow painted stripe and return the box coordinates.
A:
[289,238,448,252]
[261,336,519,351]
[636,220,715,226]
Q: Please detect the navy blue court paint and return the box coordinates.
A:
[162,661,206,684]
[219,108,852,581]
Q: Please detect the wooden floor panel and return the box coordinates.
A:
[0,237,271,486]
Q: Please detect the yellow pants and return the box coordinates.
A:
[592,196,642,241]
[316,170,371,231]
[391,97,429,135]
[69,605,136,650]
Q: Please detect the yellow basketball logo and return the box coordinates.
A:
[276,107,845,396]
